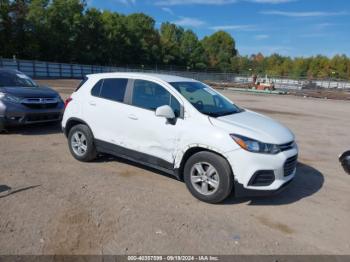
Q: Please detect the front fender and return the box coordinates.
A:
[173,143,236,169]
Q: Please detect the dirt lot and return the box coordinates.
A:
[0,80,350,255]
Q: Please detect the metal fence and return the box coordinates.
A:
[1,57,350,90]
[0,58,109,79]
[0,57,240,81]
[235,76,350,90]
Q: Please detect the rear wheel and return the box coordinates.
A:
[184,151,233,204]
[0,119,6,133]
[68,124,97,162]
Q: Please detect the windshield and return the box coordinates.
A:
[0,71,38,88]
[170,81,242,117]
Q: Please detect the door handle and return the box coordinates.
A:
[128,114,138,120]
[89,101,96,106]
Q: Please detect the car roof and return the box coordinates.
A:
[0,68,23,75]
[86,72,197,83]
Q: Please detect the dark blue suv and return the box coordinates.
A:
[0,69,64,131]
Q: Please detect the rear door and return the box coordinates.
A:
[83,78,131,145]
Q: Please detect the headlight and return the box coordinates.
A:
[0,92,22,103]
[230,134,280,154]
[54,95,63,102]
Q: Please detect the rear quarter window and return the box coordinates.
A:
[91,80,103,97]
[75,77,88,91]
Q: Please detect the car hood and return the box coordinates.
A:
[0,86,59,98]
[210,109,294,144]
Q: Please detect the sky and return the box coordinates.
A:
[87,0,350,57]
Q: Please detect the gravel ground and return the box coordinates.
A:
[0,80,349,255]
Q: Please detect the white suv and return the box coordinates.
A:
[62,73,298,203]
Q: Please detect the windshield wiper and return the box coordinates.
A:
[205,110,239,117]
[203,112,221,117]
[219,111,239,117]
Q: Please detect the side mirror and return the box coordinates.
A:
[155,105,175,120]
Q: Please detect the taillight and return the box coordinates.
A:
[64,97,73,109]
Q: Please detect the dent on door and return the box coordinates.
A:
[139,120,180,163]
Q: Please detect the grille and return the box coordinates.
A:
[279,141,295,152]
[21,97,59,109]
[25,113,61,123]
[23,103,58,109]
[284,155,298,177]
[248,170,275,186]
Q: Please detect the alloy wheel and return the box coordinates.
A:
[190,162,220,196]
[71,131,88,156]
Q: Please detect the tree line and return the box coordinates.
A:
[1,0,350,79]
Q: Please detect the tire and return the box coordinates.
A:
[0,120,5,133]
[68,124,97,162]
[47,120,61,126]
[184,151,233,204]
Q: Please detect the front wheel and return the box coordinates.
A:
[0,121,5,133]
[68,124,97,162]
[184,151,233,204]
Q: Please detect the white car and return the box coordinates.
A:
[62,73,298,203]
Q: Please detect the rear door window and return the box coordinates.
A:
[92,78,128,102]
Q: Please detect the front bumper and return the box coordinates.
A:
[0,100,64,127]
[225,146,298,197]
[234,177,294,197]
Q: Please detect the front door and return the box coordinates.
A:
[121,79,184,168]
